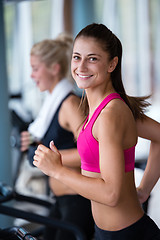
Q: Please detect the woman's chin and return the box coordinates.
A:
[76,82,87,90]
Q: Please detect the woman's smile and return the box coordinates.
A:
[76,73,94,79]
[71,36,111,90]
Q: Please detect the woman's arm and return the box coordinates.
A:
[59,148,81,168]
[59,94,84,138]
[58,94,84,168]
[136,116,160,203]
[33,141,123,206]
[33,106,127,207]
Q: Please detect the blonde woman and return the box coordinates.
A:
[21,33,94,240]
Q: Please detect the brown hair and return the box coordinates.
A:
[75,23,151,120]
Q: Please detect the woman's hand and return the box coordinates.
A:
[33,141,62,178]
[21,131,32,152]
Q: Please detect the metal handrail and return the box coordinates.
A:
[0,182,86,240]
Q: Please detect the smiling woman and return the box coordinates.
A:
[33,23,160,240]
[30,55,61,93]
[71,37,115,91]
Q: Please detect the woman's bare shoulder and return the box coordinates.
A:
[96,99,136,147]
[59,94,84,135]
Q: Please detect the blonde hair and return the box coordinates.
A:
[30,32,73,81]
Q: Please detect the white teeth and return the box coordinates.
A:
[78,74,91,78]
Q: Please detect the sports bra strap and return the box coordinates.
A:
[89,93,123,127]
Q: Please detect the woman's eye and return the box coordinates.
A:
[89,57,97,61]
[73,55,80,60]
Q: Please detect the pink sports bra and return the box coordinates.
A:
[77,93,136,173]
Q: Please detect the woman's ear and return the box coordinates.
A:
[108,57,118,73]
[51,63,61,76]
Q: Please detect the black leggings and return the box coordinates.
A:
[44,194,94,240]
[95,214,160,240]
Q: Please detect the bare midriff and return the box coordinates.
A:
[82,169,144,231]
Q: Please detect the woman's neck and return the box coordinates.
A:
[86,85,116,116]
[49,76,62,93]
